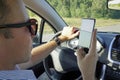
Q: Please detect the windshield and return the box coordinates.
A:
[47,0,120,33]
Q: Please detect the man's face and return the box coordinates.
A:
[2,0,33,64]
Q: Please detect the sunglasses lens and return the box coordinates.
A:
[31,25,37,35]
[29,19,38,35]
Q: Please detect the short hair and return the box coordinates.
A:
[0,0,9,24]
[0,0,13,39]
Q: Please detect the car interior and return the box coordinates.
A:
[23,0,120,80]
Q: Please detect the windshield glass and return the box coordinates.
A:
[47,0,120,33]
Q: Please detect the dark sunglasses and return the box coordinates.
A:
[0,19,38,36]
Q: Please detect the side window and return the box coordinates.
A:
[27,9,55,44]
[42,22,55,42]
[27,9,41,44]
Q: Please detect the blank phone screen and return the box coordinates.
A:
[78,18,95,48]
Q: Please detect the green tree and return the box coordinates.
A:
[47,0,120,19]
[60,0,71,17]
[91,0,108,18]
[79,0,92,18]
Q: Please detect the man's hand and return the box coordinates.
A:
[76,29,98,80]
[58,26,80,42]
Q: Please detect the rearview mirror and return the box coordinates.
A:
[108,0,120,10]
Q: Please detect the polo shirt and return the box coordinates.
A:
[0,70,37,80]
[0,65,37,80]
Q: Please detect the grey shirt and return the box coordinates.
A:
[0,66,37,80]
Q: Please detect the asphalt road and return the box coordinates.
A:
[97,24,120,32]
[33,24,120,43]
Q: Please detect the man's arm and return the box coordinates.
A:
[19,27,79,69]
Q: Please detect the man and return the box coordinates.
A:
[0,0,79,70]
[0,0,98,79]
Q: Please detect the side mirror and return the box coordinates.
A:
[108,0,120,10]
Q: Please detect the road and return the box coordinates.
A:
[97,24,120,32]
[33,24,120,43]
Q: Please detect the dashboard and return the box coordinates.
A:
[109,35,120,63]
[66,32,120,80]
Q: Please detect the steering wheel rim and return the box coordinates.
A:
[43,31,68,80]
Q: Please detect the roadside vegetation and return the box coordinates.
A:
[28,10,120,28]
[63,18,120,28]
[46,0,120,27]
[28,0,120,28]
[47,0,120,19]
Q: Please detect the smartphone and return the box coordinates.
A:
[78,18,95,48]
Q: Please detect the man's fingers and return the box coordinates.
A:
[89,29,97,55]
[76,48,85,61]
[71,31,80,38]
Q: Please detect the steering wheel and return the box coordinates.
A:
[43,31,105,80]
